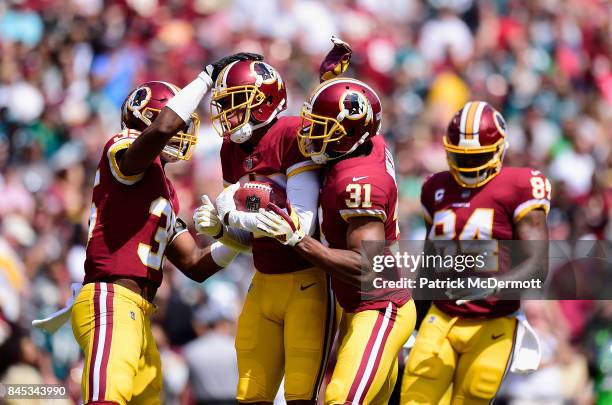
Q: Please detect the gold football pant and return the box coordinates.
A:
[401,304,517,405]
[71,282,161,405]
[235,268,335,402]
[325,300,416,405]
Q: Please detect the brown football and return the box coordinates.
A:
[234,181,287,212]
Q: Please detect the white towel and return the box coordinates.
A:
[510,312,542,374]
[32,283,82,333]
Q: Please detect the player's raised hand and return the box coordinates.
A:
[256,202,305,246]
[193,195,222,237]
[205,52,264,82]
[319,36,352,82]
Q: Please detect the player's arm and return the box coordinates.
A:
[165,217,243,282]
[119,52,263,176]
[165,231,222,283]
[119,77,212,176]
[285,166,321,235]
[295,217,385,287]
[499,171,551,284]
[255,201,385,287]
[498,208,549,283]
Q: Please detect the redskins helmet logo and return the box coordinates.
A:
[127,86,151,112]
[340,91,368,120]
[251,62,278,85]
[493,111,507,137]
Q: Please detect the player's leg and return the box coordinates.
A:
[370,355,399,405]
[72,282,146,405]
[325,300,415,405]
[235,272,287,404]
[451,317,517,405]
[129,308,163,405]
[400,304,458,405]
[284,269,335,404]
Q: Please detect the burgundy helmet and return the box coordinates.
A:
[298,78,382,164]
[121,81,200,161]
[444,101,508,188]
[210,60,287,143]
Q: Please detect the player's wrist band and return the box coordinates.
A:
[210,241,239,267]
[166,71,212,124]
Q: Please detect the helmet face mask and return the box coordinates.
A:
[298,104,347,158]
[210,85,266,136]
[209,60,287,143]
[121,81,200,162]
[297,78,382,163]
[444,101,508,188]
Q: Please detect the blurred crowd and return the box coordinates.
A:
[0,0,611,404]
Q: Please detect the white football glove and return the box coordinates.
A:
[215,182,260,233]
[256,203,305,246]
[193,195,222,237]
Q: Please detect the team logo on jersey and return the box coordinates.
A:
[126,86,151,112]
[245,195,261,212]
[340,91,368,120]
[435,188,445,202]
[251,62,278,85]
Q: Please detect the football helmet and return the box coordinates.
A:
[298,78,382,164]
[121,81,200,162]
[210,60,287,143]
[444,101,508,188]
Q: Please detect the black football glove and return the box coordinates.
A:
[206,52,264,82]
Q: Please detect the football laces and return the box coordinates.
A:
[244,182,272,192]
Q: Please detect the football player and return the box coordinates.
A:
[400,101,550,404]
[254,78,416,405]
[192,38,352,405]
[71,53,258,405]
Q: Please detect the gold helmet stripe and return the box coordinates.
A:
[459,101,472,136]
[472,101,487,135]
[464,101,480,139]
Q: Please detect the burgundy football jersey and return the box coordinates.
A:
[221,116,322,274]
[421,167,551,318]
[320,136,410,312]
[84,129,180,287]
